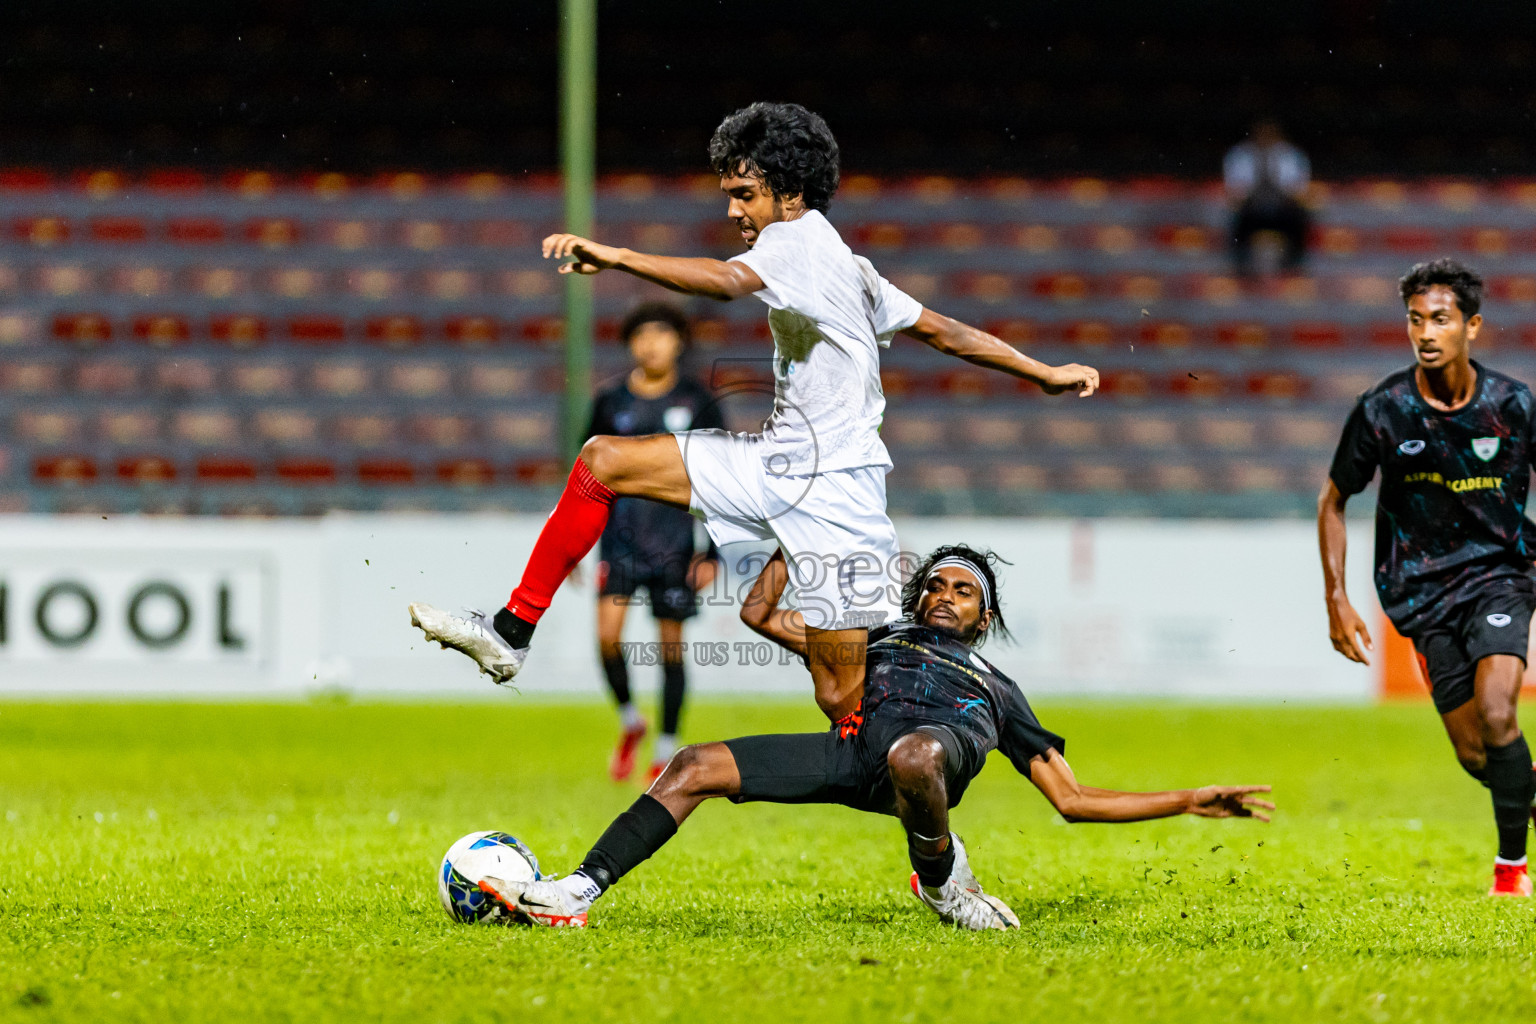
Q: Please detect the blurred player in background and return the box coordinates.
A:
[476,545,1272,930]
[1319,258,1536,896]
[409,101,1099,731]
[589,303,723,783]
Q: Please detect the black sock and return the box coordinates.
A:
[493,607,535,649]
[908,834,955,890]
[602,654,632,706]
[575,794,679,894]
[1484,735,1535,861]
[1462,761,1489,787]
[661,659,686,736]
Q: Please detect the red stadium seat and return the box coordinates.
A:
[1138,321,1195,348]
[145,169,205,194]
[245,218,302,248]
[223,170,280,197]
[52,313,113,345]
[409,414,472,446]
[1150,464,1207,492]
[287,316,347,345]
[211,315,270,347]
[366,316,424,348]
[1290,323,1344,347]
[132,315,191,347]
[33,455,97,484]
[255,410,321,445]
[1153,224,1212,255]
[166,217,226,244]
[153,358,218,395]
[1089,224,1138,255]
[851,223,909,249]
[983,318,1037,345]
[879,368,919,399]
[116,456,177,483]
[519,316,564,344]
[950,271,1013,304]
[437,458,495,486]
[938,369,996,401]
[512,459,565,486]
[0,362,63,394]
[1003,224,1060,252]
[1369,323,1407,348]
[444,316,501,346]
[174,411,240,446]
[276,458,337,485]
[484,412,555,449]
[196,457,258,483]
[1491,277,1536,305]
[14,217,69,246]
[1064,463,1128,492]
[0,168,52,191]
[1246,372,1308,404]
[1194,416,1258,451]
[1099,370,1153,402]
[1461,227,1511,258]
[77,169,125,199]
[1382,227,1441,253]
[1062,320,1116,347]
[1313,226,1360,258]
[1030,273,1091,303]
[89,217,148,244]
[1168,370,1224,402]
[1215,322,1269,349]
[358,459,416,486]
[934,223,987,251]
[333,414,396,447]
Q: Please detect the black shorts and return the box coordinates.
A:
[1410,579,1536,714]
[723,714,987,816]
[597,551,697,622]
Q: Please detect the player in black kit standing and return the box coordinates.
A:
[1319,258,1536,896]
[589,303,724,783]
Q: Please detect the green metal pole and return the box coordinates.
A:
[560,0,596,463]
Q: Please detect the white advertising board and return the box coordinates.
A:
[0,514,1382,701]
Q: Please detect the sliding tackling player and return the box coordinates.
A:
[476,545,1273,929]
[1319,258,1536,896]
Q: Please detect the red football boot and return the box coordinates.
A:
[1489,860,1532,897]
[608,719,648,782]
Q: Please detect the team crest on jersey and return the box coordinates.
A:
[1397,439,1426,455]
[663,405,693,432]
[1489,613,1513,627]
[1472,437,1500,461]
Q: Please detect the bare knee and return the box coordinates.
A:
[1481,703,1520,747]
[578,436,623,485]
[887,733,946,792]
[652,743,730,800]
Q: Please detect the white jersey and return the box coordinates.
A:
[729,210,922,476]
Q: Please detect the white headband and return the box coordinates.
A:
[924,556,992,611]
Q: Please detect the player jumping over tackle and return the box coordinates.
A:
[1319,258,1536,896]
[409,101,1098,728]
[476,545,1273,930]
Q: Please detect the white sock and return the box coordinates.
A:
[653,733,678,764]
[1495,856,1528,867]
[619,703,644,731]
[558,871,602,909]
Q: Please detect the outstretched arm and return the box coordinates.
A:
[542,234,764,301]
[1027,749,1272,823]
[738,549,808,660]
[1317,478,1372,664]
[898,308,1099,396]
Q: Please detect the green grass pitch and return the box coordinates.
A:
[0,698,1532,1022]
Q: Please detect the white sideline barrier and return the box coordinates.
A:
[0,514,1381,700]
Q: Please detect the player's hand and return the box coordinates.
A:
[1186,785,1274,821]
[542,233,623,275]
[1041,363,1099,397]
[1327,595,1373,664]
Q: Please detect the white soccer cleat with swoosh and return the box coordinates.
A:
[408,603,527,684]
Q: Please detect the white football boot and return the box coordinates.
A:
[909,876,1019,931]
[478,876,589,928]
[407,604,527,684]
[948,833,980,893]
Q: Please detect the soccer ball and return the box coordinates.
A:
[438,831,542,924]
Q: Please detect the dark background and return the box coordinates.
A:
[3,0,1535,178]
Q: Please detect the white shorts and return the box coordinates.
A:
[675,429,902,631]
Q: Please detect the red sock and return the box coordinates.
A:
[506,458,616,624]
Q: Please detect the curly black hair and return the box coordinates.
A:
[899,544,1012,648]
[620,301,690,347]
[708,102,840,212]
[1399,258,1484,318]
